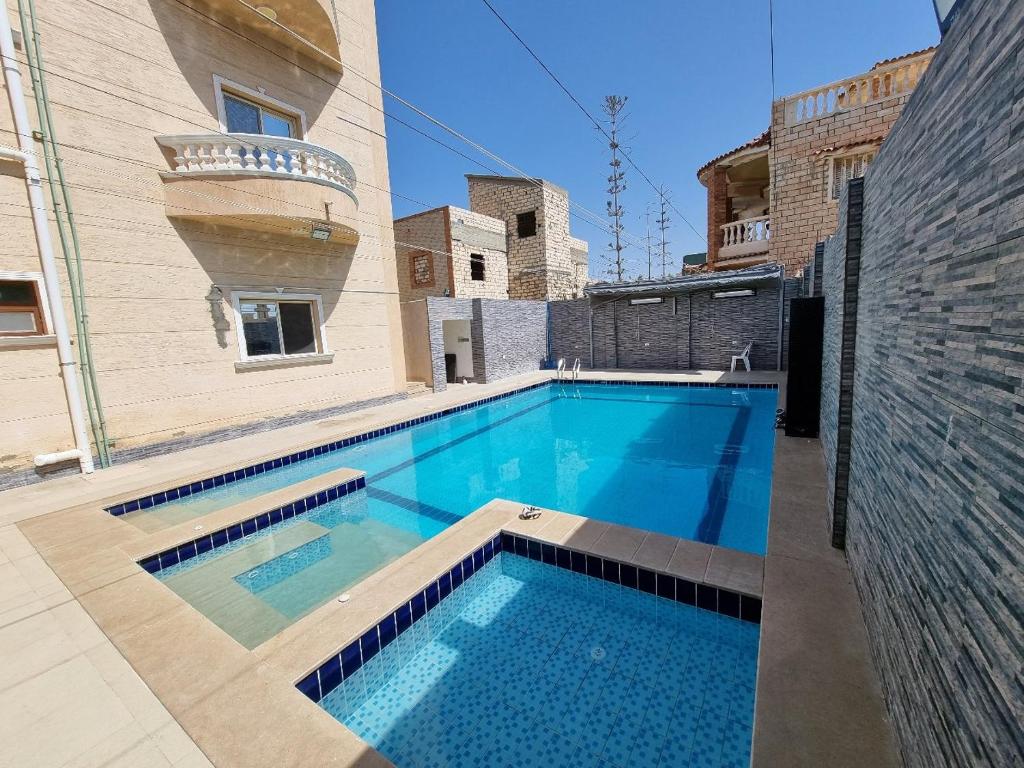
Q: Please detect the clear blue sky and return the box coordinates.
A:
[376,0,938,279]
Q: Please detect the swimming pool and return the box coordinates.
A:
[126,382,775,550]
[313,549,758,767]
[139,382,775,647]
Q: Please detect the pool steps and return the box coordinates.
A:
[132,467,365,575]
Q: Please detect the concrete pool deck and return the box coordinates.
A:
[0,368,895,767]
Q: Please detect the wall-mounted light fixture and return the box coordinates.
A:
[310,223,332,241]
[628,297,664,306]
[932,0,964,34]
[712,289,755,299]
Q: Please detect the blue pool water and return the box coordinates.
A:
[132,383,776,552]
[147,383,775,647]
[321,552,758,768]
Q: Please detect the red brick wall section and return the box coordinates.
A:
[706,166,729,268]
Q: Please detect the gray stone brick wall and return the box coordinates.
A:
[548,284,783,371]
[820,179,864,547]
[690,286,781,370]
[818,2,1024,764]
[780,276,802,370]
[424,297,548,391]
[549,299,591,366]
[475,299,548,382]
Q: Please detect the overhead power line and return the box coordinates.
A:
[479,0,707,245]
[201,0,649,250]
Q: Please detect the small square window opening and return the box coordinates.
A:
[470,254,485,281]
[516,211,537,238]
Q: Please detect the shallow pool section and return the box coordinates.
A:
[118,382,776,555]
[310,549,759,768]
[148,479,436,648]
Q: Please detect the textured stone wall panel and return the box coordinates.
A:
[818,2,1024,764]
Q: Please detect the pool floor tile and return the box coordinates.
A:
[318,553,756,768]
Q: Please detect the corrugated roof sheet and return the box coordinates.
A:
[584,263,783,297]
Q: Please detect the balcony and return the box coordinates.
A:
[202,0,342,71]
[718,216,770,266]
[155,133,359,243]
[784,48,934,125]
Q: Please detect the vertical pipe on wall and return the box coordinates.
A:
[18,0,110,466]
[1,8,93,473]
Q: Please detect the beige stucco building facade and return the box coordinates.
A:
[698,47,935,275]
[0,0,406,485]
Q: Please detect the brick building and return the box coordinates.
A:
[395,175,589,391]
[394,175,590,304]
[698,47,934,275]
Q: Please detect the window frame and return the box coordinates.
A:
[0,271,51,338]
[213,75,308,139]
[825,146,876,201]
[230,290,329,364]
[469,253,486,282]
[516,210,537,238]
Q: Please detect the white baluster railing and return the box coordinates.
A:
[720,215,771,259]
[156,133,358,201]
[785,50,934,126]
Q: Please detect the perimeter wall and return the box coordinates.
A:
[818,1,1024,764]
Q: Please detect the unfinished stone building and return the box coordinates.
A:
[394,175,589,304]
[698,47,935,275]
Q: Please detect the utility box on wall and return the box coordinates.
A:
[785,297,825,438]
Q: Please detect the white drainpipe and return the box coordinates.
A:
[1,10,94,474]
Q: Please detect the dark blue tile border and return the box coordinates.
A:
[136,476,366,576]
[106,379,776,518]
[297,527,764,705]
[497,533,763,625]
[296,533,505,704]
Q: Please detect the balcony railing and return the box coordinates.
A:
[155,133,357,204]
[785,50,933,125]
[720,215,770,260]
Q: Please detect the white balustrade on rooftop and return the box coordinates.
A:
[720,215,771,260]
[155,133,357,200]
[785,51,933,125]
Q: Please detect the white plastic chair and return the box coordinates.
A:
[730,342,752,372]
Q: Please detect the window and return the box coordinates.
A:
[223,92,297,138]
[0,277,46,336]
[410,251,434,286]
[214,77,306,171]
[828,151,875,200]
[470,253,485,281]
[232,293,326,361]
[516,210,537,238]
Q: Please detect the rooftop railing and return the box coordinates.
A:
[784,50,934,126]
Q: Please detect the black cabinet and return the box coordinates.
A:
[785,297,825,438]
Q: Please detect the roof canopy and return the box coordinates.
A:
[584,263,783,298]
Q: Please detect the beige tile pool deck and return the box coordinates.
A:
[0,369,897,767]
